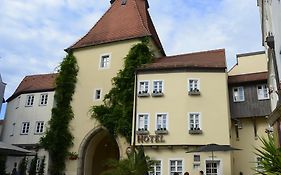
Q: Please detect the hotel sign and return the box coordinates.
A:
[137,134,165,143]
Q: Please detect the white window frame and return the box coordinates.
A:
[99,53,111,69]
[10,123,16,136]
[188,112,202,130]
[205,159,222,175]
[149,159,162,175]
[257,84,269,100]
[21,122,30,135]
[155,113,168,131]
[36,158,41,172]
[138,80,150,94]
[188,78,200,92]
[169,159,184,175]
[137,113,150,131]
[39,93,48,106]
[35,121,44,134]
[94,89,102,101]
[152,80,164,93]
[232,86,245,102]
[25,94,34,106]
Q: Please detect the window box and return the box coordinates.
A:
[189,128,203,134]
[155,128,168,134]
[188,89,200,95]
[152,90,164,97]
[138,91,150,97]
[136,128,149,135]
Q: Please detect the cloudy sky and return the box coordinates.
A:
[0,0,263,118]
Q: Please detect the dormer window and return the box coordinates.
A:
[138,81,149,97]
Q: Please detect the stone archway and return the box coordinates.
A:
[77,127,120,175]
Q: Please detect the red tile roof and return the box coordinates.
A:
[69,0,164,55]
[7,73,58,102]
[228,72,267,84]
[139,49,226,70]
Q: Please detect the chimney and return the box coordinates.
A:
[110,0,115,4]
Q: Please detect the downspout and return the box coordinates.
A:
[132,70,138,152]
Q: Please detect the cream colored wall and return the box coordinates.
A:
[228,53,267,76]
[66,38,163,174]
[135,71,231,145]
[144,147,232,175]
[2,92,55,145]
[231,117,268,175]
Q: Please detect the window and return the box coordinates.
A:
[21,122,30,134]
[206,161,220,175]
[156,113,167,130]
[35,121,44,134]
[194,155,200,162]
[153,80,163,93]
[233,87,245,102]
[189,113,201,130]
[137,114,149,131]
[100,54,110,68]
[189,79,200,92]
[26,95,34,106]
[10,123,16,136]
[257,84,269,100]
[36,158,41,172]
[170,160,183,175]
[149,160,162,175]
[94,89,102,100]
[138,81,149,95]
[39,94,48,105]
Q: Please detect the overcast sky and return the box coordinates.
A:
[0,0,263,118]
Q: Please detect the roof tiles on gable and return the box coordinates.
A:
[138,49,226,71]
[7,73,58,102]
[68,0,164,55]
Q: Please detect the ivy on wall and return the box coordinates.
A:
[40,52,78,175]
[91,39,154,141]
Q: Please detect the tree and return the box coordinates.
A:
[102,146,153,175]
[91,39,154,141]
[29,154,38,175]
[40,52,78,175]
[19,157,27,175]
[254,135,281,174]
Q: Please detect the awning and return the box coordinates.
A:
[0,141,35,156]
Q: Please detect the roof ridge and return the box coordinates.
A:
[133,0,151,35]
[67,4,114,50]
[25,73,58,78]
[164,48,225,59]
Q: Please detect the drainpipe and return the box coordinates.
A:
[132,70,138,152]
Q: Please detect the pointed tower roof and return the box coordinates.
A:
[68,0,165,55]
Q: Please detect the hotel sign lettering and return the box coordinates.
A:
[137,134,164,143]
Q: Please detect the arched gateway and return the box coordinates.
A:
[77,127,120,175]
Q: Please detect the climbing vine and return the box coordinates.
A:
[40,52,78,175]
[91,39,154,141]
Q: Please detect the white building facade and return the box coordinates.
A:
[1,73,57,174]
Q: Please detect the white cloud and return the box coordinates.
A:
[0,0,264,118]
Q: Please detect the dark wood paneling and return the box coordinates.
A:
[229,83,271,118]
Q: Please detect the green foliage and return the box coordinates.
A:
[19,157,27,175]
[254,135,281,174]
[40,52,78,175]
[91,40,154,141]
[0,155,7,175]
[101,146,153,175]
[38,156,46,175]
[29,154,38,175]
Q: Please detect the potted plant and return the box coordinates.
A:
[68,152,78,160]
